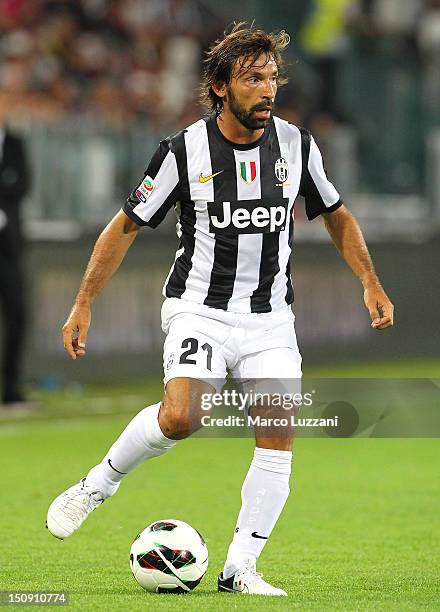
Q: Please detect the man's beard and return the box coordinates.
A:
[226,88,273,131]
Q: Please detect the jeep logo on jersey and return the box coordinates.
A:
[275,157,289,183]
[208,199,289,235]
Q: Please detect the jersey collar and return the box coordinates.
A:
[209,114,272,151]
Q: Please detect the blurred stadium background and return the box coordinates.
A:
[0,0,439,386]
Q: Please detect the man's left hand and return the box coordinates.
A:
[364,284,394,330]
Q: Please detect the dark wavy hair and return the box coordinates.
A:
[201,22,290,115]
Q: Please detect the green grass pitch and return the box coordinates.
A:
[1,360,439,610]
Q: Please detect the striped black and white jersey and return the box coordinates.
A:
[123,115,342,313]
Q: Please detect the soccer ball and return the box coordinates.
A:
[129,519,208,594]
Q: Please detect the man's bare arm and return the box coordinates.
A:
[323,205,394,330]
[63,210,139,359]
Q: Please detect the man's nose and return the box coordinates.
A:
[262,80,276,99]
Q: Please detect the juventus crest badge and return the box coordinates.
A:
[275,157,289,183]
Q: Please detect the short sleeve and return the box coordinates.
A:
[298,128,342,221]
[123,140,180,228]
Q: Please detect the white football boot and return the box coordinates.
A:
[218,559,287,596]
[47,478,104,540]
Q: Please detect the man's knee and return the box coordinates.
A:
[159,395,192,440]
[159,378,215,440]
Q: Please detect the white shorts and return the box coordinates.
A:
[161,298,302,391]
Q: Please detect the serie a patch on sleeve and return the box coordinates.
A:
[135,176,156,203]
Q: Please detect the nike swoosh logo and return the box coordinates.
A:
[199,170,224,183]
[251,531,268,539]
[219,585,247,593]
[108,458,128,475]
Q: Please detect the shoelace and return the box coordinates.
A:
[59,488,102,523]
[238,563,263,582]
[238,562,276,592]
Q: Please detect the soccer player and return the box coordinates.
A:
[47,24,394,596]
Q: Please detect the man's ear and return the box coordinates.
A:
[211,82,227,99]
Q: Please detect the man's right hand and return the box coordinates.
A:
[62,302,91,360]
[60,210,139,360]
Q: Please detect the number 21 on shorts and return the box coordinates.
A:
[179,338,213,371]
